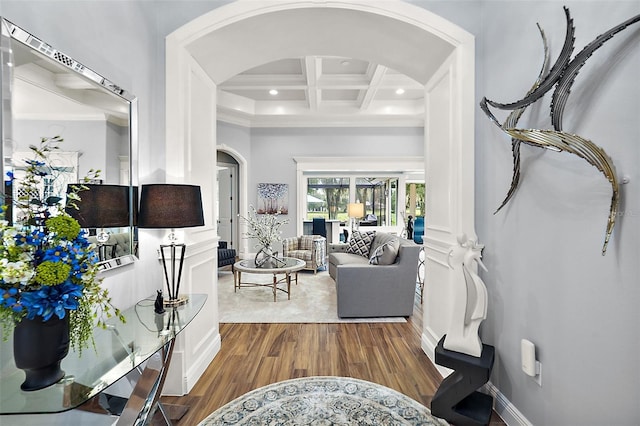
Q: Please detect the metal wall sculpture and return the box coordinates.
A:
[481,7,640,255]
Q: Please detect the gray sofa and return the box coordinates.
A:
[328,231,421,318]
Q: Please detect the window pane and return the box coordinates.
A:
[390,179,398,226]
[355,177,395,227]
[406,182,425,217]
[307,178,349,221]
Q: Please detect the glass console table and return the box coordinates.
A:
[0,293,207,424]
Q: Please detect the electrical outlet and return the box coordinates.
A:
[534,362,542,387]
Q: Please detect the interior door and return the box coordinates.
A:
[217,164,236,247]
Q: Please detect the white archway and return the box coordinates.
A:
[165,0,476,391]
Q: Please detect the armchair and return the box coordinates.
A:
[282,235,327,273]
[218,241,237,269]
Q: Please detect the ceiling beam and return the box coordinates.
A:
[359,64,387,111]
[304,56,322,111]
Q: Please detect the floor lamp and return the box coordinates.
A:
[66,184,133,261]
[347,202,364,236]
[138,184,204,307]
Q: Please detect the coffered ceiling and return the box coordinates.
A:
[217,56,425,128]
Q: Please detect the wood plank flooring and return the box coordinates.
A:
[158,284,505,425]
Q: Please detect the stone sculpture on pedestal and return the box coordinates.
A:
[444,234,488,358]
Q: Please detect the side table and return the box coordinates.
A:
[0,294,207,425]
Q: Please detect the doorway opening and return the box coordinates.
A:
[217,150,239,250]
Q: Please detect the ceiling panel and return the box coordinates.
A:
[321,57,369,75]
[218,55,425,127]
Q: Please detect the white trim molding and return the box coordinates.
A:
[483,382,533,426]
[166,0,476,397]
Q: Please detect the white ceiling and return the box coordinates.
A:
[185,7,456,128]
[217,56,425,127]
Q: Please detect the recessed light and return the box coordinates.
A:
[269,89,278,95]
[395,88,405,95]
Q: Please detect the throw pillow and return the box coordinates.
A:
[346,230,376,258]
[369,239,399,265]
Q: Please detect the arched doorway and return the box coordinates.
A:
[166,0,475,370]
[216,145,249,256]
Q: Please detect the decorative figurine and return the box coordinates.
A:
[444,234,488,357]
[406,215,413,240]
[154,289,165,314]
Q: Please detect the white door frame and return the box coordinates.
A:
[217,144,249,256]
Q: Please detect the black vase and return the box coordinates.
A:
[13,315,70,391]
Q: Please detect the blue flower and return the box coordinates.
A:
[0,287,18,305]
[42,245,68,262]
[20,282,84,321]
[0,287,23,312]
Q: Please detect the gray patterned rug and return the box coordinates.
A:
[198,376,449,425]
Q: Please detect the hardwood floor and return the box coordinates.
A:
[158,284,505,425]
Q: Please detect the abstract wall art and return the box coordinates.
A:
[481,7,640,255]
[257,183,289,215]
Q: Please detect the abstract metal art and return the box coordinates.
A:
[481,7,640,255]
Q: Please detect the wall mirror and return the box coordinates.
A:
[0,18,138,270]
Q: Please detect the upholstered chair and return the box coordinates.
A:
[282,235,327,273]
[311,217,327,238]
[218,241,237,269]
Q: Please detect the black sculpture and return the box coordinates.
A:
[431,336,495,426]
[407,215,413,240]
[154,289,165,314]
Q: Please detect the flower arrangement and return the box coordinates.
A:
[239,205,289,249]
[0,136,124,351]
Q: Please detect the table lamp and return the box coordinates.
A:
[66,184,134,260]
[347,202,364,235]
[138,184,204,306]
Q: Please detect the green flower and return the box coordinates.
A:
[34,261,71,286]
[45,216,81,241]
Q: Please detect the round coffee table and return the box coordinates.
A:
[233,257,305,302]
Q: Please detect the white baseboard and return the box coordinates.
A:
[421,331,452,377]
[186,331,221,392]
[482,382,532,426]
[163,330,221,396]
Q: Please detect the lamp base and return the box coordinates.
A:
[163,295,189,307]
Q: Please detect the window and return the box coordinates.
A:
[306,177,350,221]
[306,176,399,226]
[406,182,425,217]
[355,178,399,227]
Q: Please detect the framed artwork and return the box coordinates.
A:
[257,183,288,214]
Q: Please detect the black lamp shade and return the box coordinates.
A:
[66,184,134,228]
[137,184,204,229]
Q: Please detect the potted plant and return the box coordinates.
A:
[0,136,124,391]
[239,206,289,266]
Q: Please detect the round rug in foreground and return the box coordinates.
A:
[199,376,449,425]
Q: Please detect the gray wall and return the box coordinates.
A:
[248,126,424,237]
[474,3,640,424]
[14,119,109,180]
[1,1,638,424]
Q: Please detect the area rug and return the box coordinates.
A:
[217,270,406,323]
[198,376,448,425]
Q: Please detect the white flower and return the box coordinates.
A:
[0,260,35,284]
[239,206,289,248]
[1,227,17,247]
